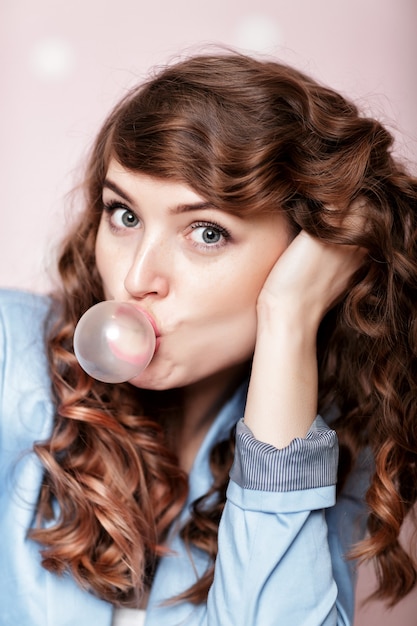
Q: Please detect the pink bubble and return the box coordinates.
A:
[73,301,156,383]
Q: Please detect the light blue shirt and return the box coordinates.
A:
[0,289,371,625]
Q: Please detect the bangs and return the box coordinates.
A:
[105,76,289,218]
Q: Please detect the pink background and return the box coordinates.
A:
[1,1,416,622]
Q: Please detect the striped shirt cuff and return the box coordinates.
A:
[230,416,339,492]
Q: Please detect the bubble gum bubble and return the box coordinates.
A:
[73,301,156,383]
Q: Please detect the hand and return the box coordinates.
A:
[245,230,366,448]
[257,230,366,333]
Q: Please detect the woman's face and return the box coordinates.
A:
[95,159,290,390]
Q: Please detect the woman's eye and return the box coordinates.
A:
[199,226,222,244]
[103,202,140,230]
[116,209,139,228]
[189,222,230,248]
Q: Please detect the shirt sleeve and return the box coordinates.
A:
[207,416,356,626]
[230,416,338,491]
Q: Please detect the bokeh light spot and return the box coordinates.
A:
[30,38,76,80]
[234,14,282,52]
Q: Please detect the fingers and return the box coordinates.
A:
[258,230,366,330]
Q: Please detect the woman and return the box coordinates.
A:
[1,52,416,626]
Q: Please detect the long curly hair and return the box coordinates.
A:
[30,51,417,607]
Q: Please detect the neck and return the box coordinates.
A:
[175,363,248,472]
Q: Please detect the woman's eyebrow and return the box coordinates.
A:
[103,179,215,214]
[102,179,133,203]
[169,201,214,214]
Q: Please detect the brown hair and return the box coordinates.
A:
[30,52,417,607]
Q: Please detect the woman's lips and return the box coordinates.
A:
[131,305,161,353]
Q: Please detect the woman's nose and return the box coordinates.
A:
[124,236,170,299]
